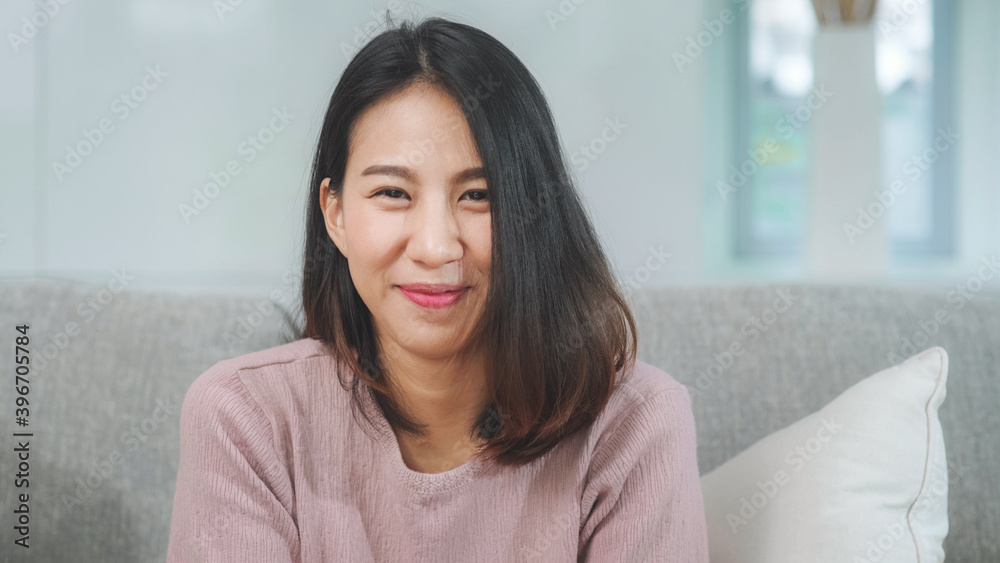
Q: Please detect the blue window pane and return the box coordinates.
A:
[740,0,947,259]
[877,0,936,243]
[747,0,815,249]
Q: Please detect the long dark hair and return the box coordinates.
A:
[297,14,637,467]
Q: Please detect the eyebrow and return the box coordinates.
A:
[360,164,486,184]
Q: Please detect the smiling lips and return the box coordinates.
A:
[397,284,469,309]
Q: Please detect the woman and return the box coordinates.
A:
[167,15,708,562]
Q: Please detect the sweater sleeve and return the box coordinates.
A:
[166,361,300,563]
[578,387,709,562]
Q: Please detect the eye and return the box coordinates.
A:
[373,188,408,200]
[373,188,488,202]
[463,190,489,202]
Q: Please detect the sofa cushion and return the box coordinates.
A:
[630,284,1000,562]
[700,346,949,562]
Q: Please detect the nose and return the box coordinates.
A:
[404,191,464,268]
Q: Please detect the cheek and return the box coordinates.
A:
[343,209,399,292]
[467,214,492,268]
[347,208,401,257]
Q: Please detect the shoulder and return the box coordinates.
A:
[585,359,696,460]
[195,336,333,385]
[616,358,689,403]
[578,361,708,560]
[214,337,332,374]
[603,358,693,428]
[182,337,338,423]
[578,359,699,504]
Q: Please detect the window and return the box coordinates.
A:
[731,0,956,261]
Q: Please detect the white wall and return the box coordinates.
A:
[0,0,996,299]
[0,0,706,298]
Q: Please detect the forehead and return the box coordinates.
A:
[348,83,481,170]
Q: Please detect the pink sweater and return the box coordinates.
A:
[166,337,708,562]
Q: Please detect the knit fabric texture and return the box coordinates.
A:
[166,337,708,562]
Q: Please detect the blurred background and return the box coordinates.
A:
[1,0,997,303]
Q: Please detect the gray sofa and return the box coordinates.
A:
[1,278,997,562]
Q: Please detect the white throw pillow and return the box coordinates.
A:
[700,346,949,563]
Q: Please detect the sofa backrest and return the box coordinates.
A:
[0,278,297,562]
[630,283,1000,562]
[1,279,996,561]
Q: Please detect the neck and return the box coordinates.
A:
[378,342,490,473]
[380,341,490,439]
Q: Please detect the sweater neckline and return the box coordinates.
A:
[357,382,492,495]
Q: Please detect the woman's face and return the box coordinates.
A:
[320,83,491,362]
